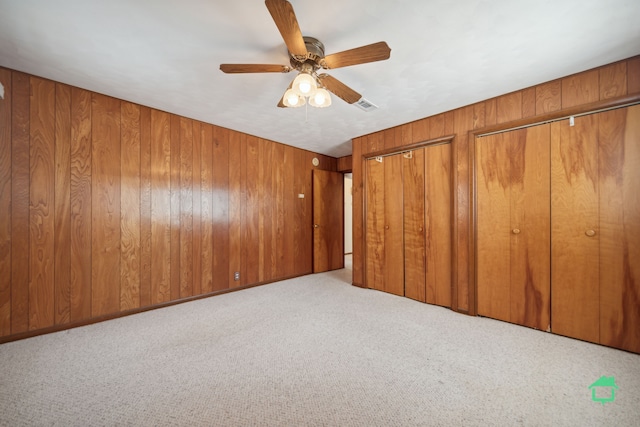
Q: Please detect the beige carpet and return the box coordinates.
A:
[1,258,639,426]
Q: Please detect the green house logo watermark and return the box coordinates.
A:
[589,376,618,405]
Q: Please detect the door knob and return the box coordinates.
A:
[585,229,596,237]
[314,224,319,228]
[512,228,521,234]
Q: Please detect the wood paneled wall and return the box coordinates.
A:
[0,67,336,342]
[352,55,640,314]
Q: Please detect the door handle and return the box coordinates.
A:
[512,228,521,235]
[585,229,596,237]
[314,224,319,228]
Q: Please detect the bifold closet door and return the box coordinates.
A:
[552,105,640,352]
[403,149,426,302]
[424,144,452,307]
[551,116,600,343]
[366,155,404,296]
[384,154,404,296]
[366,157,385,292]
[598,105,640,354]
[477,125,550,330]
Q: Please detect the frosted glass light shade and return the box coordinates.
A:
[283,89,305,108]
[309,88,331,108]
[292,73,317,97]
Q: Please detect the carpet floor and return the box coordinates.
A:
[1,259,639,426]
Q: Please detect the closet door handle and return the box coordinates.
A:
[585,229,596,237]
[512,228,521,235]
[314,224,319,229]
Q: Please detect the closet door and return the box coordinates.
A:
[551,116,600,344]
[366,154,404,295]
[425,143,452,307]
[598,105,640,353]
[384,154,405,296]
[403,149,426,302]
[366,157,385,292]
[477,132,511,322]
[477,125,550,330]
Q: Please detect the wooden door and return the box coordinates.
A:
[312,169,344,273]
[424,143,452,307]
[366,157,385,291]
[551,116,600,343]
[598,105,640,353]
[403,149,426,302]
[477,132,512,323]
[384,154,405,296]
[477,125,550,330]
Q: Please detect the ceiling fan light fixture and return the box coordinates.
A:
[309,88,331,108]
[283,88,305,107]
[292,72,317,97]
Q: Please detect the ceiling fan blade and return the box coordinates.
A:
[265,0,308,58]
[322,42,391,69]
[317,74,362,104]
[220,64,291,74]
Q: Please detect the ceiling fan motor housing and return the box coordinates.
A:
[289,36,325,72]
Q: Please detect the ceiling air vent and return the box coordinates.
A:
[354,97,378,112]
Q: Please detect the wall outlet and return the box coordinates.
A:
[234,271,240,281]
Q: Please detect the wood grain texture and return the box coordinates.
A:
[29,77,56,330]
[139,106,152,307]
[522,87,536,119]
[212,126,229,291]
[120,101,141,310]
[11,71,30,333]
[535,80,562,115]
[453,106,474,312]
[273,144,286,279]
[429,114,445,139]
[294,148,312,275]
[312,170,344,273]
[337,155,352,172]
[191,121,202,296]
[351,138,364,286]
[365,157,385,291]
[261,140,274,281]
[485,99,497,126]
[562,70,599,109]
[169,114,181,300]
[384,154,404,296]
[91,93,121,318]
[366,132,384,154]
[228,130,242,287]
[54,83,71,324]
[200,123,213,294]
[70,87,92,322]
[243,135,260,284]
[599,62,627,100]
[425,143,452,308]
[551,116,600,344]
[496,92,523,124]
[179,117,193,298]
[411,119,429,144]
[283,147,296,277]
[507,125,550,331]
[598,105,640,353]
[0,69,11,335]
[403,148,426,302]
[476,133,511,322]
[150,109,171,304]
[628,57,640,94]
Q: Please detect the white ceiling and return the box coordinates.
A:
[1,0,639,157]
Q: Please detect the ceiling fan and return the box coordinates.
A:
[220,0,391,109]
